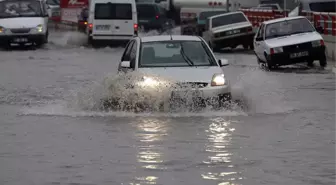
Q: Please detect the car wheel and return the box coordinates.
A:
[319,56,327,68]
[307,60,314,67]
[266,60,277,70]
[249,42,254,50]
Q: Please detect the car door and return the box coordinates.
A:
[93,3,115,36]
[113,3,134,36]
[129,41,137,70]
[119,40,135,73]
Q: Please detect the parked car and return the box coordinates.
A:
[136,3,173,32]
[103,35,231,111]
[253,16,326,70]
[0,0,49,48]
[87,0,138,46]
[202,11,254,51]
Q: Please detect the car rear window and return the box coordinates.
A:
[137,4,156,18]
[211,13,247,28]
[199,11,227,21]
[309,2,336,12]
[94,3,132,20]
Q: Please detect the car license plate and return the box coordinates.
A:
[96,25,110,30]
[290,51,309,58]
[13,38,28,43]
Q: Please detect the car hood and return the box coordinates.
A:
[0,17,44,29]
[212,22,251,33]
[265,32,323,48]
[138,66,224,83]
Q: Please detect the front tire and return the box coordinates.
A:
[319,55,327,68]
[218,93,232,108]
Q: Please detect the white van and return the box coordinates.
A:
[0,0,49,47]
[87,0,138,45]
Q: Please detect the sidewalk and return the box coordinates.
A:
[323,35,336,73]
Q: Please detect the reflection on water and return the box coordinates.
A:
[202,117,244,185]
[131,118,169,184]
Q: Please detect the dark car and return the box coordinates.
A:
[136,3,173,32]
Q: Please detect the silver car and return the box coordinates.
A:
[105,35,231,111]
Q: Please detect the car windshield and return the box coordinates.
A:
[139,41,217,67]
[211,13,247,28]
[0,0,43,18]
[137,4,156,19]
[265,18,315,39]
[309,2,336,12]
[199,10,227,21]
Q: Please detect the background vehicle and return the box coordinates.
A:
[0,0,49,47]
[197,10,227,36]
[253,16,327,70]
[136,3,173,32]
[203,11,254,51]
[156,0,259,25]
[45,0,60,20]
[257,3,282,10]
[112,35,231,110]
[87,0,138,45]
[289,0,336,17]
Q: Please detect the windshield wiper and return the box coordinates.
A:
[180,45,194,66]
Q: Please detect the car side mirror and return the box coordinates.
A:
[218,58,229,66]
[121,61,131,68]
[315,26,324,34]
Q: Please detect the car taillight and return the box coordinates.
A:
[320,40,325,46]
[134,24,138,35]
[270,48,274,55]
[155,15,159,19]
[88,23,93,29]
[247,27,252,32]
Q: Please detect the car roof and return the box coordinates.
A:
[139,35,202,43]
[263,16,307,24]
[209,11,244,19]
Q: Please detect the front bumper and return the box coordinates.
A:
[212,32,255,47]
[0,34,45,44]
[268,46,326,66]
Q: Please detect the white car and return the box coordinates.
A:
[202,11,254,51]
[87,0,138,46]
[253,16,327,70]
[105,35,231,111]
[0,0,49,47]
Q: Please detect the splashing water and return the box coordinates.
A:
[61,71,247,113]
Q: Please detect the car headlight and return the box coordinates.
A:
[312,40,323,47]
[36,24,43,32]
[211,74,226,86]
[137,76,160,87]
[0,26,5,33]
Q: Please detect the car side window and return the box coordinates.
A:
[130,41,137,69]
[121,41,134,62]
[256,24,264,39]
[260,24,265,39]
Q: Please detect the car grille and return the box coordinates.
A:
[174,82,208,88]
[10,28,30,34]
[283,42,312,53]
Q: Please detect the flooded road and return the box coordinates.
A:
[0,30,335,185]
